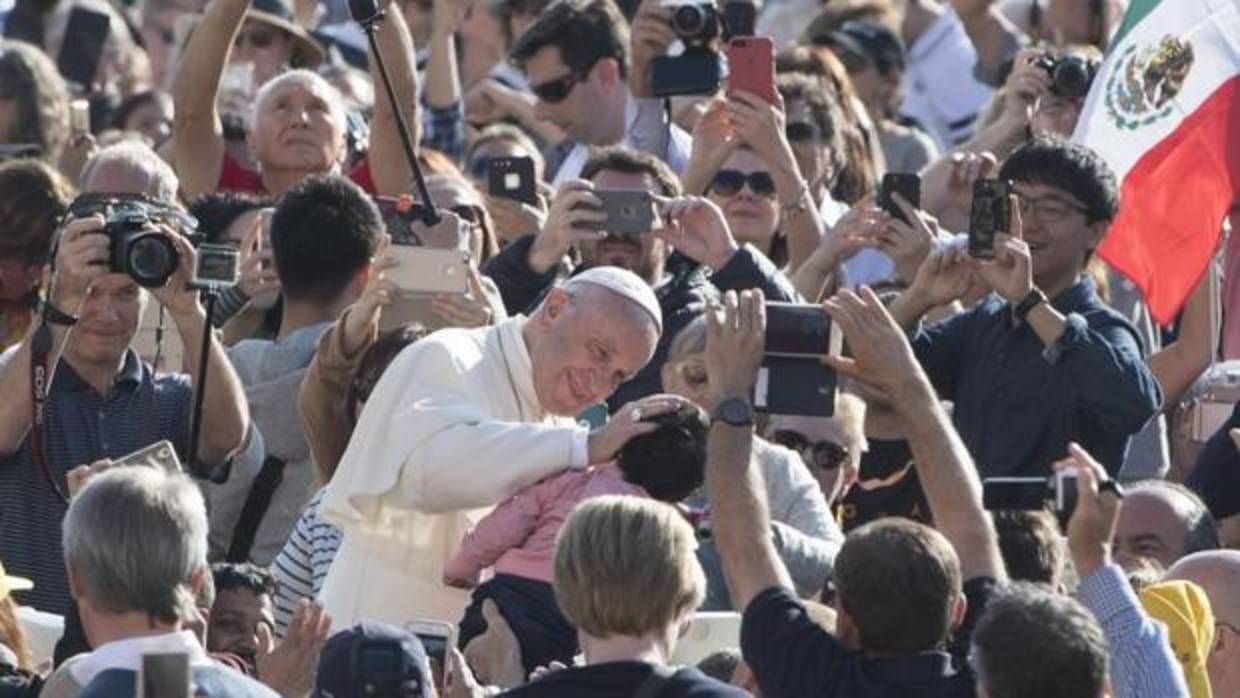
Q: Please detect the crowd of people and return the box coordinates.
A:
[0,0,1237,695]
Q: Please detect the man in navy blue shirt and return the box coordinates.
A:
[701,287,1007,698]
[889,137,1161,478]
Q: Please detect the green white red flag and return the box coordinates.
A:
[1073,0,1240,324]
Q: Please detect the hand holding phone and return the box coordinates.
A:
[968,179,1011,260]
[880,173,921,225]
[407,620,455,694]
[576,190,656,236]
[487,157,537,206]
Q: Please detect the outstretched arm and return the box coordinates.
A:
[367,1,421,196]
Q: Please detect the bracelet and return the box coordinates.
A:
[780,183,812,217]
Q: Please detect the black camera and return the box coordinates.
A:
[1034,54,1096,99]
[651,3,725,97]
[64,193,227,289]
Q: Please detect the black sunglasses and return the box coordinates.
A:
[772,430,850,470]
[785,122,817,142]
[710,169,776,198]
[530,70,585,104]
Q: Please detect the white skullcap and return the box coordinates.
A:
[562,266,663,333]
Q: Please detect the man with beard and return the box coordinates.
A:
[484,147,800,409]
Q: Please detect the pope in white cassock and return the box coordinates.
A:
[318,266,681,627]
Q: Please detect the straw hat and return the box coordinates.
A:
[246,0,325,69]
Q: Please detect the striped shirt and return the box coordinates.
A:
[270,488,342,637]
[0,350,192,614]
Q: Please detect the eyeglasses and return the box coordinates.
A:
[530,70,585,104]
[710,170,776,199]
[1015,192,1090,224]
[785,122,818,143]
[234,27,281,49]
[771,430,850,470]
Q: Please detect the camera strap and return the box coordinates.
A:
[29,323,68,504]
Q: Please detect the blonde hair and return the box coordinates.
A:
[554,496,705,638]
[0,595,30,670]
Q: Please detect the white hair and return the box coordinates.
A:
[251,68,349,135]
[80,141,180,201]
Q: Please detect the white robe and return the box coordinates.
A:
[318,316,588,626]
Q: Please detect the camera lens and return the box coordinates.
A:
[125,232,179,287]
[1051,57,1092,98]
[673,4,706,39]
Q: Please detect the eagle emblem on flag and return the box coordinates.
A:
[1105,35,1195,130]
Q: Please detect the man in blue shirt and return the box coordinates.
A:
[889,137,1161,478]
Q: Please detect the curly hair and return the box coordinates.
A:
[0,40,71,165]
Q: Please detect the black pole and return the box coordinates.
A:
[187,289,217,480]
[354,3,440,225]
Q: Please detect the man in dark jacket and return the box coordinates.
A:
[485,147,799,410]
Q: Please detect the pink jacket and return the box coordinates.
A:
[444,461,647,585]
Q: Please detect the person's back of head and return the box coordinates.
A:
[616,405,708,503]
[993,510,1066,590]
[510,0,630,78]
[62,466,208,629]
[833,518,963,653]
[0,158,73,272]
[80,141,180,201]
[972,581,1109,698]
[270,173,381,305]
[554,496,705,642]
[998,136,1119,225]
[0,40,70,164]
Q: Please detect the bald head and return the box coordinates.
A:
[1167,551,1240,626]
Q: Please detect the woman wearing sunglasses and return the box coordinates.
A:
[659,315,843,607]
[681,90,825,274]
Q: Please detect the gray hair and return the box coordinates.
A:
[62,466,209,624]
[80,141,180,202]
[251,69,348,135]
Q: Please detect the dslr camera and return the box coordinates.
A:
[1034,54,1097,99]
[65,193,238,289]
[651,2,725,97]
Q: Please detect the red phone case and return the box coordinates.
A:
[727,37,776,104]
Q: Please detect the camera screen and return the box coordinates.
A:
[981,477,1049,510]
[195,244,239,285]
[765,303,828,357]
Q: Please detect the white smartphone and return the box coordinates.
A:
[70,99,90,136]
[114,440,183,474]
[389,245,470,296]
[406,619,455,693]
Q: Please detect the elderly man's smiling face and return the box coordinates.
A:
[526,284,659,417]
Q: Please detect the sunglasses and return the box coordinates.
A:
[530,71,585,104]
[771,430,850,470]
[710,169,776,198]
[234,27,280,49]
[785,122,817,142]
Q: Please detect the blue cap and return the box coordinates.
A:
[314,622,431,698]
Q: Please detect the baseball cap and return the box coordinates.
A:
[0,558,32,601]
[315,622,431,698]
[829,20,907,75]
[1139,581,1215,698]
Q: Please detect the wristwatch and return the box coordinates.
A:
[711,397,755,427]
[1014,288,1048,322]
[33,296,78,326]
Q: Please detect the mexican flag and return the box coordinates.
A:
[1073,0,1240,325]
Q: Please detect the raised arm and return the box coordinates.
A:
[1148,269,1214,409]
[172,0,247,198]
[704,289,797,611]
[824,286,1006,582]
[367,1,421,196]
[950,0,1028,86]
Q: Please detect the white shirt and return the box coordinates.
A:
[319,317,589,626]
[900,8,994,150]
[552,92,692,186]
[68,631,212,688]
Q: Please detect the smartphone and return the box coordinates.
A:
[388,245,469,295]
[137,652,191,698]
[70,99,91,136]
[115,440,183,474]
[968,178,1011,260]
[765,303,838,358]
[57,7,112,92]
[753,356,837,417]
[407,620,455,694]
[726,37,776,104]
[880,173,921,225]
[578,189,656,236]
[487,156,538,206]
[982,471,1078,515]
[373,196,432,246]
[722,0,757,37]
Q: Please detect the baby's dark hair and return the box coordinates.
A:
[616,405,709,503]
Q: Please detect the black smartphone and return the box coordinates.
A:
[753,356,837,417]
[578,190,656,236]
[968,178,1011,260]
[487,156,537,206]
[765,302,830,358]
[880,173,921,224]
[57,7,112,92]
[982,471,1078,516]
[723,0,757,38]
[138,652,191,698]
[373,196,431,245]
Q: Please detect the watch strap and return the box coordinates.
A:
[34,296,78,326]
[1014,288,1048,322]
[711,397,755,427]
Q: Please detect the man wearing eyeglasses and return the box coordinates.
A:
[508,0,691,185]
[887,137,1161,479]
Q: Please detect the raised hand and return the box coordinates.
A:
[629,0,676,98]
[51,215,110,313]
[726,90,793,169]
[823,286,925,400]
[431,265,498,328]
[704,289,766,404]
[587,394,694,463]
[653,195,739,271]
[343,234,398,354]
[1056,443,1124,579]
[255,599,331,698]
[879,193,944,284]
[909,242,975,309]
[526,180,606,274]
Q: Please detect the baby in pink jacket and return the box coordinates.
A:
[444,406,708,672]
